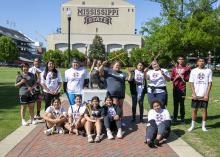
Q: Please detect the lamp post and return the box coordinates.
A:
[208,51,211,69]
[67,10,72,68]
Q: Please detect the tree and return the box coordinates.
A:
[89,35,106,60]
[141,0,220,62]
[130,47,151,66]
[0,36,18,62]
[63,49,86,67]
[107,49,129,66]
[42,49,64,67]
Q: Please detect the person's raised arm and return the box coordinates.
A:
[99,60,108,77]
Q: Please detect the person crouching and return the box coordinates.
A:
[102,96,123,139]
[145,100,171,148]
[43,97,67,135]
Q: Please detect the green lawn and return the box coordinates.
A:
[126,75,220,157]
[0,67,220,157]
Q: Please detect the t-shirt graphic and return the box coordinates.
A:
[108,106,116,117]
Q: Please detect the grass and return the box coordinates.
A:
[125,76,220,157]
[0,67,66,141]
[0,67,220,157]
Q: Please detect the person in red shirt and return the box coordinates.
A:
[171,56,191,123]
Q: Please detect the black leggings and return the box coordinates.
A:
[104,116,121,130]
[43,92,60,110]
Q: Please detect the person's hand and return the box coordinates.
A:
[192,93,197,100]
[20,79,27,84]
[204,95,209,101]
[52,119,59,124]
[102,60,108,66]
[144,68,148,73]
[127,67,134,73]
[27,87,32,92]
[160,69,165,75]
[114,115,119,120]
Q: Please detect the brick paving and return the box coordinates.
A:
[6,98,178,157]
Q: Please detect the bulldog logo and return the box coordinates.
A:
[197,73,205,80]
[152,73,158,78]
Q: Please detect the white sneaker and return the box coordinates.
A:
[87,135,94,143]
[56,127,65,134]
[202,127,208,132]
[107,130,114,140]
[31,119,37,125]
[22,119,28,126]
[116,129,122,139]
[187,126,194,132]
[44,128,54,136]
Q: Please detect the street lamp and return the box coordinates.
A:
[208,51,211,69]
[67,10,72,68]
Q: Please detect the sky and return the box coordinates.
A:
[0,0,162,47]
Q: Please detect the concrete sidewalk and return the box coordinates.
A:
[0,95,203,157]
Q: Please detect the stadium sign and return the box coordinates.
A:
[77,7,119,25]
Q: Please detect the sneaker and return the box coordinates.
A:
[116,129,123,139]
[22,119,28,126]
[78,130,86,137]
[181,119,185,125]
[44,128,54,136]
[34,114,42,120]
[172,118,178,123]
[31,119,37,125]
[94,135,101,143]
[187,126,194,132]
[154,139,160,146]
[202,127,208,132]
[147,140,155,148]
[87,135,94,143]
[57,127,65,134]
[107,130,114,140]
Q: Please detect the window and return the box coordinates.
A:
[82,1,85,5]
[132,9,134,12]
[111,2,114,5]
[128,9,130,12]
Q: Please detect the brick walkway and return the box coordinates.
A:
[6,98,178,157]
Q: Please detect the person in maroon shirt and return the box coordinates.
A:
[171,56,191,123]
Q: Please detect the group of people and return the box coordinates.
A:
[15,55,212,147]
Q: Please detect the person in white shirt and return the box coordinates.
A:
[41,60,62,110]
[146,61,171,109]
[43,97,67,135]
[145,100,171,148]
[64,59,88,106]
[188,57,212,132]
[128,62,147,122]
[29,57,44,119]
[64,95,86,135]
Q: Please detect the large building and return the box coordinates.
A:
[0,25,42,63]
[47,0,143,54]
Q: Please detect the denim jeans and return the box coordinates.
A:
[147,92,167,109]
[131,93,145,120]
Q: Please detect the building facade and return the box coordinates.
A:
[47,0,143,54]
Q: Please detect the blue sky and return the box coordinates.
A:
[0,0,220,47]
[0,0,162,46]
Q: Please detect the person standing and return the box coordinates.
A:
[64,59,88,106]
[29,57,44,119]
[15,63,37,126]
[99,61,130,118]
[41,60,62,110]
[146,61,171,109]
[128,62,147,122]
[171,56,191,123]
[188,57,212,132]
